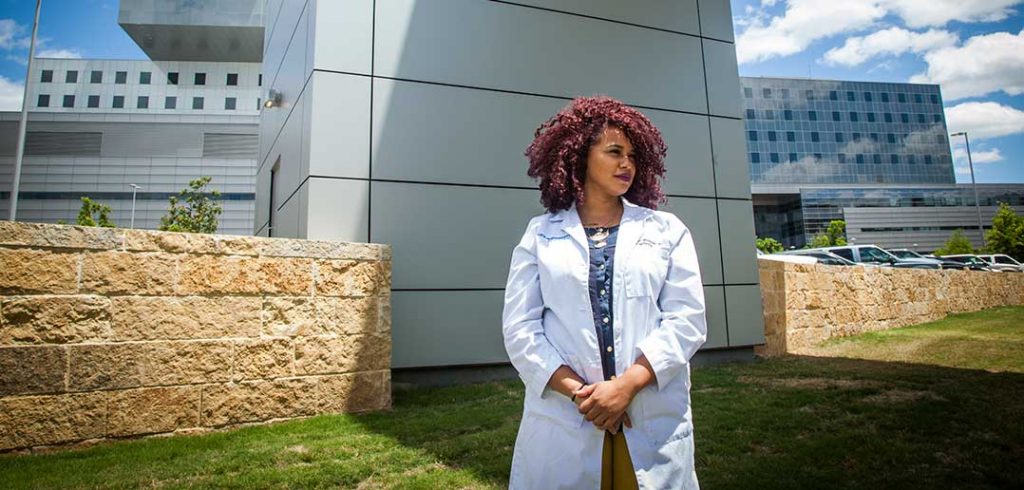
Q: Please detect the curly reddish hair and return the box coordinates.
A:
[525,95,668,213]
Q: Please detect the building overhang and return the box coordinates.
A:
[118,0,264,62]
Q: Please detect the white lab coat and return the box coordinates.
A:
[503,197,707,490]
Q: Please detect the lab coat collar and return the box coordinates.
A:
[551,197,648,252]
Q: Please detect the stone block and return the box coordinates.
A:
[320,370,391,413]
[109,296,261,341]
[121,230,218,254]
[0,221,123,250]
[294,334,390,375]
[261,238,382,261]
[314,260,385,297]
[0,392,106,450]
[200,378,320,427]
[144,341,235,386]
[214,235,260,256]
[177,256,312,295]
[68,343,145,391]
[0,248,79,295]
[262,296,378,337]
[80,251,177,295]
[0,345,66,396]
[107,386,201,437]
[1,296,111,344]
[234,338,294,381]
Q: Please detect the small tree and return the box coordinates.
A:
[984,203,1024,261]
[825,220,848,246]
[934,229,975,256]
[77,197,116,228]
[756,236,784,254]
[159,176,223,233]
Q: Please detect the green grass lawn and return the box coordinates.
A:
[2,306,1022,489]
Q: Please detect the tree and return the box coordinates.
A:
[76,197,116,228]
[756,236,784,254]
[825,220,848,246]
[159,176,223,233]
[934,229,975,256]
[984,203,1024,261]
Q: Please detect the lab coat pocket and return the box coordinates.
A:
[637,387,692,446]
[626,240,671,299]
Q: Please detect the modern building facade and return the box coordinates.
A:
[0,3,263,235]
[742,76,1024,250]
[258,0,763,370]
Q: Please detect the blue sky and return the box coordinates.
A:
[0,0,1021,184]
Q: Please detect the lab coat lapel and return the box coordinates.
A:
[558,204,589,253]
[614,197,646,270]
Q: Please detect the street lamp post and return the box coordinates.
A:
[8,0,42,221]
[950,131,985,244]
[129,184,141,229]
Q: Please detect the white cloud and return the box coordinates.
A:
[0,19,30,50]
[822,27,957,66]
[36,48,82,59]
[953,146,1003,164]
[0,75,24,111]
[882,0,1021,28]
[945,102,1024,140]
[736,0,886,64]
[910,30,1024,100]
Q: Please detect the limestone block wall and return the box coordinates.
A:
[0,221,391,452]
[757,259,1024,356]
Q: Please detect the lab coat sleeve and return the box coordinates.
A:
[635,220,708,390]
[502,218,568,399]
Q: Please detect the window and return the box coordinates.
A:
[41,69,53,83]
[814,153,823,160]
[747,130,758,141]
[852,132,861,141]
[900,113,909,123]
[768,131,777,142]
[194,72,206,85]
[849,112,859,122]
[167,72,179,85]
[225,97,236,110]
[789,152,798,162]
[37,94,49,107]
[835,133,845,143]
[750,152,760,163]
[925,155,933,165]
[808,110,818,121]
[115,71,127,84]
[62,95,74,107]
[873,154,882,164]
[916,114,926,123]
[847,91,855,101]
[786,131,795,142]
[137,96,149,109]
[867,112,876,122]
[829,90,838,101]
[881,92,889,102]
[832,111,841,122]
[805,89,815,99]
[781,88,790,99]
[140,71,151,84]
[165,96,177,109]
[914,94,923,104]
[856,154,865,164]
[227,73,238,86]
[870,133,879,142]
[933,114,942,123]
[838,153,847,164]
[897,93,906,103]
[90,70,102,83]
[65,70,78,83]
[891,154,899,164]
[783,109,793,120]
[745,109,755,119]
[907,154,916,164]
[831,248,854,260]
[763,88,772,98]
[112,95,124,108]
[887,133,896,143]
[936,134,945,144]
[192,97,204,109]
[765,109,775,119]
[770,153,780,163]
[884,113,893,123]
[87,95,100,108]
[930,94,939,104]
[811,131,820,142]
[864,91,872,102]
[258,74,262,86]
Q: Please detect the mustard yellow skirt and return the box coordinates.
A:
[601,430,639,490]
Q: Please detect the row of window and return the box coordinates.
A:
[37,94,252,110]
[750,152,940,165]
[747,130,946,145]
[41,69,258,87]
[745,108,943,124]
[743,87,939,104]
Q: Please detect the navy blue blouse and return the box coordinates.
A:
[585,225,619,381]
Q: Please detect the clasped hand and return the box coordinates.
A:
[574,379,634,434]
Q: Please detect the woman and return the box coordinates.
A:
[502,96,707,489]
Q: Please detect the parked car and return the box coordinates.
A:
[760,253,818,265]
[977,254,1024,272]
[780,249,859,266]
[937,254,994,272]
[809,245,941,269]
[887,249,964,269]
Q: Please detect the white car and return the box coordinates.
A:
[976,254,1024,272]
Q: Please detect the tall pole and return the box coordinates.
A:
[8,0,42,221]
[129,184,141,229]
[952,131,985,244]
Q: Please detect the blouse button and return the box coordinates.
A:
[602,317,609,324]
[606,346,613,353]
[600,289,606,296]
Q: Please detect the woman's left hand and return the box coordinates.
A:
[576,379,636,430]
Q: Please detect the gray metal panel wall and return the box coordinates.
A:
[258,0,759,368]
[844,205,1024,251]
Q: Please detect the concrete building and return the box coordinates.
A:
[257,0,763,373]
[0,1,263,235]
[741,76,1024,250]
